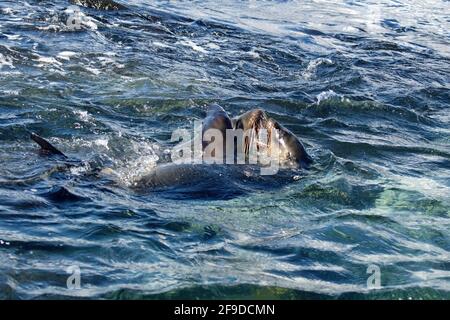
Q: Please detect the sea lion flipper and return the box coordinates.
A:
[30,133,67,158]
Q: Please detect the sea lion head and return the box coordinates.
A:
[232,108,267,132]
[232,109,269,157]
[202,104,233,137]
[233,109,312,168]
[202,104,233,159]
[266,118,313,168]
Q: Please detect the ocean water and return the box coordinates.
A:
[0,0,449,299]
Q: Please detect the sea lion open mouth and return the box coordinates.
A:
[232,108,312,168]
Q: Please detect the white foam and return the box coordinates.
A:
[35,56,62,67]
[302,57,333,80]
[73,110,94,122]
[178,40,208,53]
[36,25,56,31]
[5,34,21,40]
[85,66,101,75]
[0,53,14,69]
[245,49,260,59]
[57,51,77,61]
[98,56,114,64]
[152,41,171,48]
[82,18,98,31]
[70,165,90,176]
[343,26,359,32]
[97,56,124,69]
[38,7,98,32]
[2,90,20,96]
[112,140,160,187]
[0,239,11,246]
[1,8,13,15]
[394,175,450,201]
[205,43,220,50]
[316,89,338,104]
[94,138,109,150]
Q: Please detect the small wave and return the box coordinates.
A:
[107,139,161,187]
[85,66,101,75]
[315,90,348,105]
[395,176,450,201]
[35,56,62,67]
[97,56,124,69]
[36,7,98,32]
[41,186,89,203]
[152,41,171,48]
[0,53,14,69]
[302,57,333,80]
[1,89,20,96]
[56,51,78,61]
[205,43,220,50]
[73,110,94,122]
[0,189,50,210]
[244,48,260,59]
[178,39,208,53]
[80,224,124,240]
[4,34,21,41]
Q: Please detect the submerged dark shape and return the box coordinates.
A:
[132,163,246,200]
[42,186,88,203]
[69,0,127,10]
[131,162,298,200]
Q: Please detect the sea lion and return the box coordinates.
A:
[30,105,311,193]
[69,0,127,10]
[134,105,234,189]
[201,104,233,161]
[233,109,312,168]
[202,104,233,144]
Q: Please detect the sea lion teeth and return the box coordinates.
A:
[232,109,312,168]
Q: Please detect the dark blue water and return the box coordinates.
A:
[0,0,449,299]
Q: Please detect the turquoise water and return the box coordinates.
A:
[0,0,449,299]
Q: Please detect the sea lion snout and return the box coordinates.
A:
[233,109,313,168]
[266,118,313,168]
[232,108,267,131]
